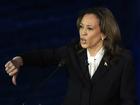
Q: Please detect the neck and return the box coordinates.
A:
[87,40,103,56]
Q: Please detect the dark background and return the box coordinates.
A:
[0,0,140,105]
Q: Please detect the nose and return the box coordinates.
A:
[81,28,87,36]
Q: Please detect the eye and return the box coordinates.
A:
[87,27,94,30]
[79,25,83,29]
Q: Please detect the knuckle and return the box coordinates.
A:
[14,69,18,73]
[5,67,8,71]
[9,73,12,76]
[6,69,9,73]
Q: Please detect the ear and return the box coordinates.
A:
[101,33,106,40]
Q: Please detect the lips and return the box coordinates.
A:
[80,38,86,44]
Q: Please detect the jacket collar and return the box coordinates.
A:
[77,48,110,84]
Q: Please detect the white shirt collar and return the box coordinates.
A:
[87,47,105,63]
[87,47,105,78]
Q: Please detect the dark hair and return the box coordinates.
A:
[77,7,121,56]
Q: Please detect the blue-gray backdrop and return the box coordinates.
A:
[0,0,140,105]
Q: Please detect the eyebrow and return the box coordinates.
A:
[80,23,99,28]
[80,23,95,27]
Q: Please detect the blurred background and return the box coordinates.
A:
[0,0,139,105]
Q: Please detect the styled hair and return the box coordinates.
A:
[77,7,121,56]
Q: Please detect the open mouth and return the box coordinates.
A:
[80,38,86,44]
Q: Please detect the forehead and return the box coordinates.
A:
[81,13,99,25]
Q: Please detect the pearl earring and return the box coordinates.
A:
[101,34,106,40]
[101,36,104,40]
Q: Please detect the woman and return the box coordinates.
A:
[5,7,136,105]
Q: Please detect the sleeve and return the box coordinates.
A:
[19,47,66,67]
[120,53,137,105]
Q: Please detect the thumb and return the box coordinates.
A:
[12,75,17,85]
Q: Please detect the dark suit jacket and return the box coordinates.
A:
[20,42,137,105]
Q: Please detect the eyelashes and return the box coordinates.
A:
[79,25,94,31]
[87,27,94,30]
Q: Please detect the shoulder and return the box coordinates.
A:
[63,39,82,52]
[55,39,81,56]
[118,48,133,61]
[108,48,134,66]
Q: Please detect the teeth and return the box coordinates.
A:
[81,39,86,44]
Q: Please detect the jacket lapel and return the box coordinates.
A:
[91,52,110,84]
[77,49,91,81]
[76,47,110,84]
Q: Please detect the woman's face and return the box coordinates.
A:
[79,13,104,49]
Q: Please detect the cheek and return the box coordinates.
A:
[87,33,101,45]
[88,33,101,41]
[79,30,82,35]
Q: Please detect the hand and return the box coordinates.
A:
[5,56,23,85]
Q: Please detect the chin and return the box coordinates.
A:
[80,44,88,49]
